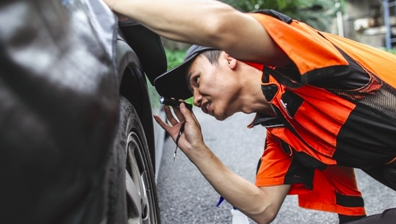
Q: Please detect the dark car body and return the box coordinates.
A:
[0,0,166,223]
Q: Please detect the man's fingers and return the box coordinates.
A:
[153,114,181,138]
[179,102,195,123]
[153,115,170,131]
[173,104,185,122]
[164,105,180,126]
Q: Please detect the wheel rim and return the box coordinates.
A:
[125,131,157,224]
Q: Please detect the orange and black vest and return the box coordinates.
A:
[248,10,396,170]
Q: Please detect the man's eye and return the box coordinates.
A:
[194,77,199,84]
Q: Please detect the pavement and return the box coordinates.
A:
[156,108,396,224]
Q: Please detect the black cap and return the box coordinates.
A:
[154,45,216,100]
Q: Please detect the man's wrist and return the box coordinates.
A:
[190,146,218,171]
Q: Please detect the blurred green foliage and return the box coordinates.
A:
[165,48,188,70]
[385,48,396,54]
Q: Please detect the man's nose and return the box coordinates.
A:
[192,89,202,107]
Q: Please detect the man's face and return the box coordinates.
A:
[186,53,242,121]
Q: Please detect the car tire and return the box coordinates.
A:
[108,96,161,224]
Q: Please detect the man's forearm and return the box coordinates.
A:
[103,0,290,64]
[189,145,287,223]
[106,0,233,45]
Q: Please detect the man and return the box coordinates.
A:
[103,0,396,223]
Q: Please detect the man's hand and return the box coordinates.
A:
[153,102,208,163]
[154,103,289,223]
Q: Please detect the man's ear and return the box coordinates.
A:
[224,53,237,70]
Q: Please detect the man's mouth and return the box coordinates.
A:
[202,101,211,114]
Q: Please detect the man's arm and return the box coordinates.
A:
[102,0,290,66]
[154,104,290,224]
[196,150,290,223]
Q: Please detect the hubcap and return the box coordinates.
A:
[125,131,156,224]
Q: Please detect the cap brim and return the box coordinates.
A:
[154,45,215,100]
[154,56,195,100]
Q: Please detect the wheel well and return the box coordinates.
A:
[116,39,156,172]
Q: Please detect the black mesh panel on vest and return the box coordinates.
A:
[357,82,396,124]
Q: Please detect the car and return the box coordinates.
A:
[0,0,167,223]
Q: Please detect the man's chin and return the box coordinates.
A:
[214,112,232,121]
